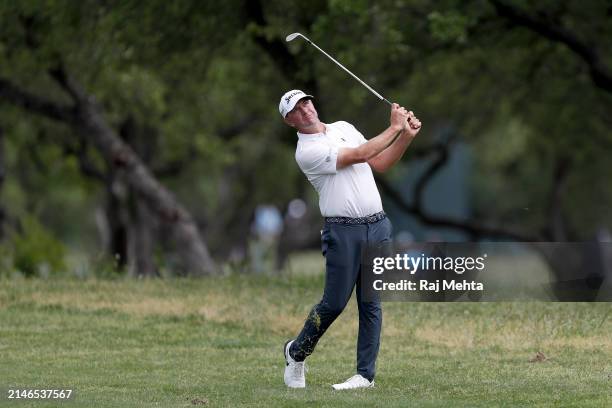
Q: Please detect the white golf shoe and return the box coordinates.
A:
[283,340,305,388]
[332,374,374,390]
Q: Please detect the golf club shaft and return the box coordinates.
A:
[299,36,392,106]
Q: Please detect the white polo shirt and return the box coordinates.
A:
[295,121,383,218]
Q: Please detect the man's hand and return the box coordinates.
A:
[390,103,409,132]
[404,111,422,138]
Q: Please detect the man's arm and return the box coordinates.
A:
[367,111,422,173]
[336,103,408,169]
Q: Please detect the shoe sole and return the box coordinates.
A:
[332,381,375,390]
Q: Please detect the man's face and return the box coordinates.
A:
[284,98,319,129]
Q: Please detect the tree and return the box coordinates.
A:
[0,0,609,278]
[0,125,5,240]
[0,2,228,275]
[0,1,307,274]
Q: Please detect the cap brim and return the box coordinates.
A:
[284,94,314,117]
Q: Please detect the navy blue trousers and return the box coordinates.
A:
[289,217,392,381]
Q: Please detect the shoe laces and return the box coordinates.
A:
[291,361,307,377]
[346,374,368,384]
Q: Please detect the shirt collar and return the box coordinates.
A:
[297,123,329,139]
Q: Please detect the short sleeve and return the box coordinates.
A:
[296,142,338,176]
[339,121,367,145]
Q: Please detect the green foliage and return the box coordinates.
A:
[8,215,67,277]
[0,0,611,265]
[329,0,369,14]
[427,10,469,44]
[0,243,11,277]
[88,253,124,279]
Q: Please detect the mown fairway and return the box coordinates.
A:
[0,274,610,407]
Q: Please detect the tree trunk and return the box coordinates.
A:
[44,68,218,276]
[128,197,158,277]
[106,175,129,269]
[1,70,218,275]
[0,126,5,240]
[77,105,215,275]
[119,116,157,277]
[533,242,607,301]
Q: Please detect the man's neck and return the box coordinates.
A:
[298,122,326,134]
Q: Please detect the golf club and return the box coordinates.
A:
[286,32,392,106]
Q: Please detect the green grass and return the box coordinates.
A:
[0,274,610,407]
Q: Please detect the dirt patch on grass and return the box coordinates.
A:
[412,322,541,350]
[27,291,201,316]
[529,351,547,362]
[544,336,612,351]
[24,287,312,336]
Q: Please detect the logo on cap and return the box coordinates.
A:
[279,89,314,118]
[284,91,302,104]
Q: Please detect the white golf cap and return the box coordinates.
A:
[279,89,314,118]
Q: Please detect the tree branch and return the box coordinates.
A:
[244,0,300,77]
[244,0,320,97]
[0,125,5,240]
[377,129,539,241]
[490,0,612,93]
[413,142,449,210]
[0,125,4,187]
[218,115,258,141]
[0,77,75,122]
[64,139,108,182]
[545,156,572,241]
[48,64,92,104]
[46,64,218,274]
[375,175,538,241]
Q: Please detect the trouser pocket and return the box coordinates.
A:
[320,224,331,257]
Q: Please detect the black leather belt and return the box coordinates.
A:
[325,211,386,225]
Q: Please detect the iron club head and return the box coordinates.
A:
[285,33,300,42]
[286,32,307,42]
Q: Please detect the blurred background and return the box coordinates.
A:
[0,0,610,279]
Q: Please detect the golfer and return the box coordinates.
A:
[279,89,421,390]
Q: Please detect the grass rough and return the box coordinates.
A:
[0,275,610,407]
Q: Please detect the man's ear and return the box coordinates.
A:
[284,117,294,128]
